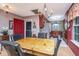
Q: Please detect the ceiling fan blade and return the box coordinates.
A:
[31,9,39,14]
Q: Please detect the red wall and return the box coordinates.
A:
[13,18,24,37]
[67,20,73,41]
[65,3,79,56]
[68,41,79,56]
[66,20,79,56]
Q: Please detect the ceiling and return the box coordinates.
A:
[0,3,72,20]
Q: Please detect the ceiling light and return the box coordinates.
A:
[51,15,62,19]
[44,3,47,11]
[48,15,64,21]
[44,3,53,21]
[1,4,12,11]
[44,8,47,12]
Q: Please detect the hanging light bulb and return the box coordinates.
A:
[44,3,47,12]
[43,3,53,20]
[44,3,47,13]
[44,3,48,18]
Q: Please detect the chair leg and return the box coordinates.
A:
[0,44,2,54]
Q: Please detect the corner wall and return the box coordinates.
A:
[65,3,79,56]
[24,15,39,38]
[0,9,24,31]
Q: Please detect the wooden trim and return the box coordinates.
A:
[24,14,39,18]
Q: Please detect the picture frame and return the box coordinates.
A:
[33,22,36,28]
[9,20,13,29]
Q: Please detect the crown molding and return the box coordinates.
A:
[0,9,25,19]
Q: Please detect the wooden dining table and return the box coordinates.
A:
[16,38,55,56]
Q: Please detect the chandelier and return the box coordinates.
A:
[43,3,53,19]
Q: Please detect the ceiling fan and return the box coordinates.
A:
[31,9,39,14]
[31,8,42,15]
[0,4,13,14]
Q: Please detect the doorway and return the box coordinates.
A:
[26,22,32,37]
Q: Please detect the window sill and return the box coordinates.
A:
[71,40,79,47]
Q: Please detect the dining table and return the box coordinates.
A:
[16,37,56,56]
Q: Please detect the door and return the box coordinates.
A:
[26,22,32,37]
[13,18,24,40]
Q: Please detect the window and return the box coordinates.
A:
[52,23,60,31]
[74,17,79,42]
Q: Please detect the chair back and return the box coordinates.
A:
[53,39,61,56]
[38,33,47,38]
[13,34,23,41]
[1,41,23,56]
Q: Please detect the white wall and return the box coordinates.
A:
[0,10,24,34]
[24,15,39,37]
[40,21,64,32]
[40,21,64,38]
[0,10,39,38]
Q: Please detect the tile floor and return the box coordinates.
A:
[57,39,74,56]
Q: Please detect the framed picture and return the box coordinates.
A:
[33,22,36,28]
[9,20,13,29]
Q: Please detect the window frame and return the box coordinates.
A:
[72,17,79,47]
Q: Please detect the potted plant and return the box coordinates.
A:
[1,27,9,40]
[2,30,8,35]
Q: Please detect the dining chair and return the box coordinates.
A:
[1,41,35,56]
[0,41,2,54]
[9,35,14,42]
[1,41,24,56]
[38,33,47,38]
[13,34,23,41]
[53,38,61,56]
[0,36,3,54]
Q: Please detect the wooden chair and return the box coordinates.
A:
[53,38,61,56]
[33,34,37,38]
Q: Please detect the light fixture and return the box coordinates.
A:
[43,4,64,21]
[1,4,12,11]
[44,3,47,12]
[1,4,13,14]
[44,3,53,20]
[48,15,64,21]
[50,15,63,19]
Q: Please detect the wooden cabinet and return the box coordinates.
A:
[39,14,45,29]
[2,35,9,41]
